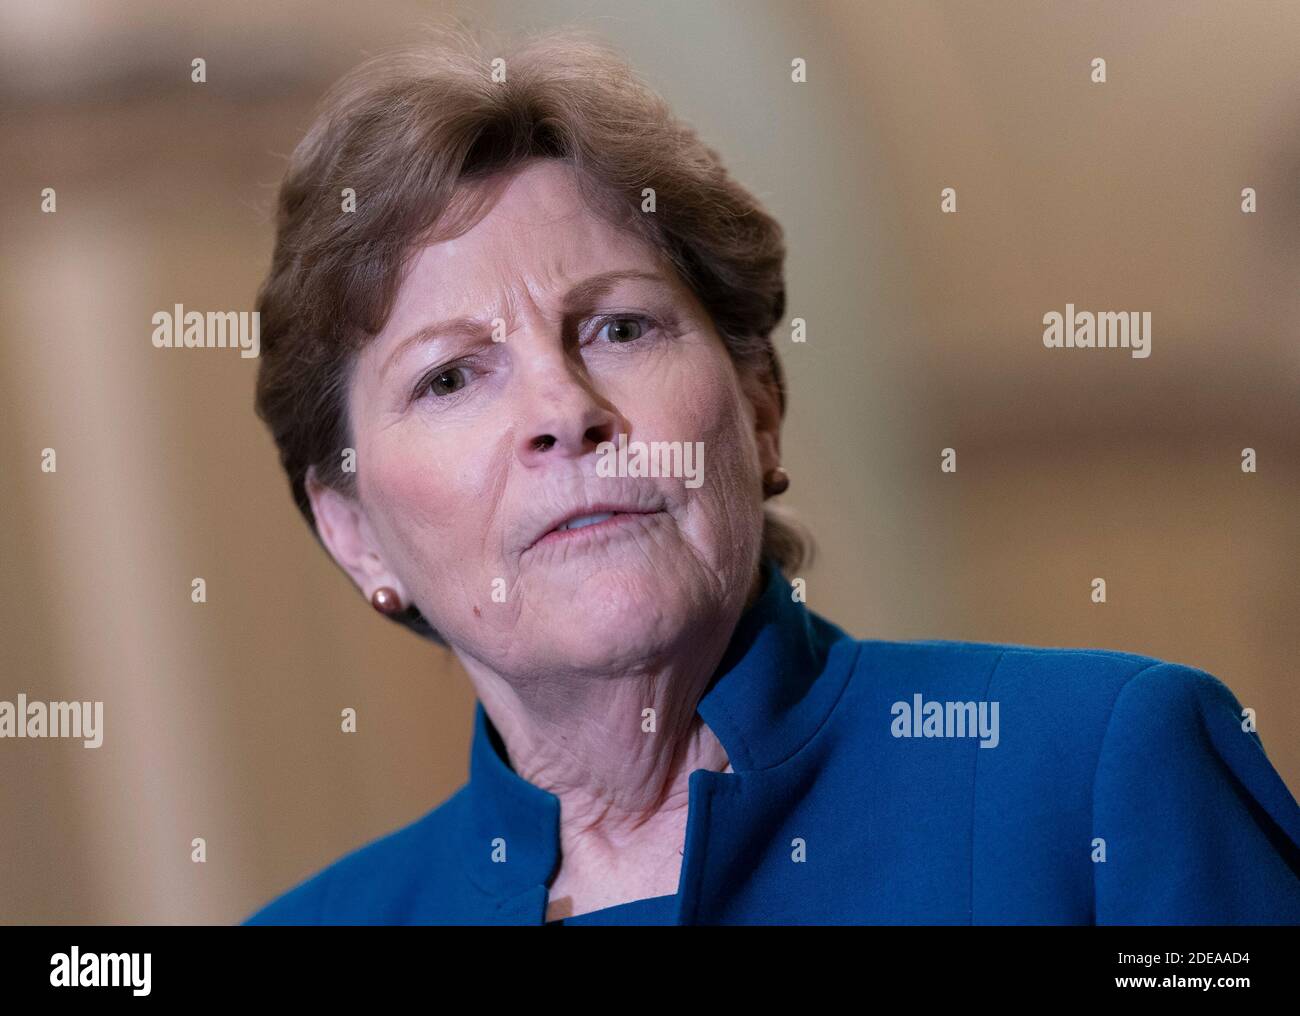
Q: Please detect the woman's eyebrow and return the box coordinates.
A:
[559,269,672,313]
[380,269,673,381]
[381,317,481,382]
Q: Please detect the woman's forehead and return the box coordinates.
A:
[389,176,672,322]
[412,167,654,279]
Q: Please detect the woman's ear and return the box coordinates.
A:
[305,466,409,604]
[740,362,783,477]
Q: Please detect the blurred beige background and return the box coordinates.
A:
[1,0,1297,924]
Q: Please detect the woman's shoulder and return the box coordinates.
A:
[241,785,472,925]
[833,634,1300,869]
[840,633,1232,716]
[827,632,1280,789]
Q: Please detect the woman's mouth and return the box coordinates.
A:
[556,511,619,531]
[528,509,665,555]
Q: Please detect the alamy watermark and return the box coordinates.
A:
[891,693,1000,748]
[50,948,150,996]
[152,303,260,358]
[1,694,103,748]
[596,433,703,488]
[1043,303,1151,358]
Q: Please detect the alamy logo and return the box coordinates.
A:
[891,693,1000,748]
[596,433,704,489]
[50,948,150,996]
[0,694,103,748]
[151,303,260,358]
[1043,304,1151,358]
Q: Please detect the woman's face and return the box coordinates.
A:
[312,159,781,677]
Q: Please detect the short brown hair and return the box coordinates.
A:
[254,23,814,642]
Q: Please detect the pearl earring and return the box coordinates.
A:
[370,587,403,615]
[763,466,789,497]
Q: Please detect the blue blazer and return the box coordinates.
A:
[244,557,1300,925]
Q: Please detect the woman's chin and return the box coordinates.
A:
[536,628,676,674]
[530,586,689,668]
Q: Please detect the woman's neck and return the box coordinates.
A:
[454,560,765,912]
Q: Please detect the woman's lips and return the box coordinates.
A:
[527,509,664,555]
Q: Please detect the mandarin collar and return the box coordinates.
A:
[458,556,853,899]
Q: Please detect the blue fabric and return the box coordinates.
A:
[545,892,677,926]
[244,556,1300,925]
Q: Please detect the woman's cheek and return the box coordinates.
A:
[365,442,450,553]
[646,350,734,438]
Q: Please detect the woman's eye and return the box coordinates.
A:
[596,315,650,343]
[421,365,468,398]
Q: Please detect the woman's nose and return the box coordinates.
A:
[512,354,623,466]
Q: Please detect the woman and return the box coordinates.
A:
[243,27,1300,925]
